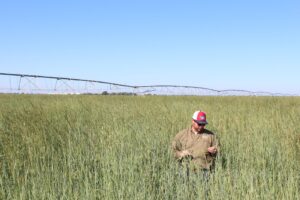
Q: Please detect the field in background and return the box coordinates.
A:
[0,95,299,199]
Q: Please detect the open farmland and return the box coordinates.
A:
[0,95,299,199]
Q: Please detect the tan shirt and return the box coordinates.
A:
[172,127,219,170]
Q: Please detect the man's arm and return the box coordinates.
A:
[207,134,219,155]
[171,132,192,160]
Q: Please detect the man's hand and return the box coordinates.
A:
[180,150,192,158]
[207,146,217,154]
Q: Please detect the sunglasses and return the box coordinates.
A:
[194,120,206,126]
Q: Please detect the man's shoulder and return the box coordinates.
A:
[175,127,191,137]
[178,127,192,134]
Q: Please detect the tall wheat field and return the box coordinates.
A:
[0,95,299,199]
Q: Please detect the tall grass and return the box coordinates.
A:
[0,95,299,199]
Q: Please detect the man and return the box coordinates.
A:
[172,110,219,177]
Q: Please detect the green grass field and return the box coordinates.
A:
[0,95,299,199]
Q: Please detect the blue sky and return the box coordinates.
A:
[0,0,299,94]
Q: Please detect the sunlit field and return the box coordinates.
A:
[0,95,299,199]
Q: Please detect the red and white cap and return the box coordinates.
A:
[192,111,208,125]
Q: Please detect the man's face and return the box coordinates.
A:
[192,120,206,133]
